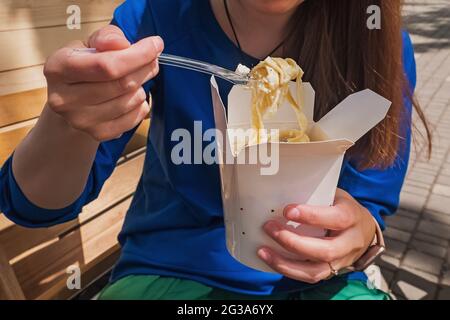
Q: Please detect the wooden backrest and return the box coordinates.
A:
[0,0,149,300]
[0,0,123,96]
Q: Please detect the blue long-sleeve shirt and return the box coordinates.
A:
[0,0,416,295]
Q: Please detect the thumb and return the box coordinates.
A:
[88,25,130,52]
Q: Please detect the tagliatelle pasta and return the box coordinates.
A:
[238,57,310,145]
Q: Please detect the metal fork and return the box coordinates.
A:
[72,48,252,86]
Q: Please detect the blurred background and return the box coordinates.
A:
[377,0,450,300]
[0,0,449,300]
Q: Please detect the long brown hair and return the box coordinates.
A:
[285,0,431,170]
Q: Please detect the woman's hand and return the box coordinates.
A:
[44,25,164,141]
[12,25,164,210]
[257,189,377,283]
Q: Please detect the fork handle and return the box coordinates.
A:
[158,53,248,85]
[158,53,215,75]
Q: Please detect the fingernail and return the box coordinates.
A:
[286,207,300,220]
[139,89,147,101]
[105,33,123,41]
[258,249,271,262]
[152,36,164,52]
[264,221,280,233]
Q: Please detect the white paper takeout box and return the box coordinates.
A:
[210,76,391,273]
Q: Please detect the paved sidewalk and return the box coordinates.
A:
[376,0,450,300]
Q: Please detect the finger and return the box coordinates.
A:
[257,247,330,284]
[43,40,88,81]
[283,197,356,231]
[94,88,148,121]
[65,40,88,49]
[64,88,147,130]
[50,60,158,109]
[86,100,150,142]
[335,188,352,199]
[263,220,354,262]
[88,25,130,52]
[58,36,164,83]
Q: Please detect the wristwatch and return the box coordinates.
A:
[339,217,386,274]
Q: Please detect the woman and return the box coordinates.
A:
[0,0,430,300]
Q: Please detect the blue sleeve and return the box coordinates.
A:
[0,131,137,228]
[338,31,416,230]
[0,0,155,228]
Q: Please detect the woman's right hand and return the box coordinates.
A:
[43,25,164,141]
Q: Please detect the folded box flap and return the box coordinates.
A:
[316,89,391,143]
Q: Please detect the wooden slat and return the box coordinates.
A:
[0,215,13,232]
[36,244,120,300]
[12,197,131,299]
[123,118,150,155]
[0,118,149,166]
[0,21,109,72]
[0,65,45,96]
[0,153,144,260]
[83,153,145,216]
[0,0,123,31]
[0,125,32,165]
[0,245,25,300]
[0,88,46,127]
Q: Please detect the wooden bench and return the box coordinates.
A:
[0,0,146,300]
[0,88,149,300]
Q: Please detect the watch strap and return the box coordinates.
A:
[353,216,385,271]
[336,216,385,275]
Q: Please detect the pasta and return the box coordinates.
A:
[239,57,310,145]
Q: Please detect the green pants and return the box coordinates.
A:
[98,275,390,300]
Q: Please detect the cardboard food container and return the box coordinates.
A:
[210,76,391,273]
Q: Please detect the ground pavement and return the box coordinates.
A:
[375,0,450,300]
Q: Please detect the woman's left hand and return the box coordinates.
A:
[258,188,377,283]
